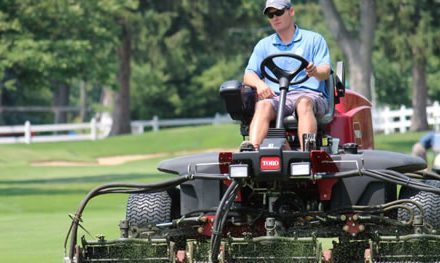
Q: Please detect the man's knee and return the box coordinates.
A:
[296,97,314,115]
[254,100,275,119]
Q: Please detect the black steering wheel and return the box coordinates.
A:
[260,53,309,85]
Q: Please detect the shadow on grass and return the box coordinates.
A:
[0,173,173,185]
[0,187,89,196]
[0,173,176,196]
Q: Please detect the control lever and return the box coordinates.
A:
[303,133,317,152]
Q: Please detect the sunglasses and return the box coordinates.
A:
[266,8,287,19]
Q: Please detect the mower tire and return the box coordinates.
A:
[126,191,171,228]
[398,179,440,228]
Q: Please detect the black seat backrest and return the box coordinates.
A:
[219,80,255,124]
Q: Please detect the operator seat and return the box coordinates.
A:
[219,61,345,135]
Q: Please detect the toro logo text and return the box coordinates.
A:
[260,156,281,171]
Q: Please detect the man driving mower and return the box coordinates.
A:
[243,0,331,151]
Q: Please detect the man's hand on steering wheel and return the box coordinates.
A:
[306,62,331,81]
[306,62,317,78]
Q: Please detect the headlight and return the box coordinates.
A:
[230,164,248,178]
[290,162,310,176]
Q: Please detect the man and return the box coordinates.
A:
[412,131,440,162]
[412,131,440,173]
[243,0,331,150]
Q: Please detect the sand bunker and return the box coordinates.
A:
[31,148,234,167]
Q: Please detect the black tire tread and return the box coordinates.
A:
[126,191,171,227]
[398,180,440,228]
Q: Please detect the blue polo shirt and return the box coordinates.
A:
[245,25,330,97]
[419,132,435,149]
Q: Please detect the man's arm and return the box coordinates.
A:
[306,63,330,81]
[308,32,331,81]
[243,71,275,100]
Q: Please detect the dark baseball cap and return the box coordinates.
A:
[263,0,292,14]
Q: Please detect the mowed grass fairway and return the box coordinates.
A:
[0,124,424,262]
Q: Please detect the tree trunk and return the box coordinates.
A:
[53,81,70,124]
[410,48,428,131]
[347,53,372,100]
[79,81,87,122]
[100,87,115,111]
[0,84,4,125]
[110,19,132,135]
[319,0,376,100]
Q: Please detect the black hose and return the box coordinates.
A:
[65,175,191,261]
[210,182,239,258]
[319,169,440,195]
[327,199,424,223]
[317,169,361,179]
[210,180,241,263]
[377,169,413,181]
[361,170,440,194]
[416,170,440,180]
[193,174,230,180]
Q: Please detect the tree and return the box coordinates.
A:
[110,16,133,135]
[129,1,265,119]
[319,0,376,100]
[0,0,117,124]
[376,0,440,131]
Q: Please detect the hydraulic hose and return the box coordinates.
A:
[210,180,241,263]
[414,170,440,180]
[363,169,440,194]
[319,168,440,194]
[65,172,231,261]
[65,176,191,261]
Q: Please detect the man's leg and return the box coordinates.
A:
[296,97,317,150]
[412,142,427,162]
[250,100,276,149]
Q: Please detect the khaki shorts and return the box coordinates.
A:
[264,90,329,117]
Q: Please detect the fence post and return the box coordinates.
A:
[24,121,31,144]
[90,118,97,141]
[383,106,391,135]
[399,105,407,133]
[213,113,220,125]
[131,123,144,134]
[152,116,159,132]
[433,101,440,131]
[372,107,381,133]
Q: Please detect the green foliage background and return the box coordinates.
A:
[0,0,439,123]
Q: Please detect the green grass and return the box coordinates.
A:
[374,131,423,153]
[0,124,241,263]
[0,124,426,262]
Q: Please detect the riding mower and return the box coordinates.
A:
[64,54,440,262]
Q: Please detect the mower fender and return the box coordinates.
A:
[339,150,426,173]
[157,152,222,176]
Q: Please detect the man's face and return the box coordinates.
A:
[265,7,294,32]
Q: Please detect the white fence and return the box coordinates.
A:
[131,113,232,134]
[1,103,438,144]
[0,118,107,144]
[373,101,440,134]
[0,114,233,144]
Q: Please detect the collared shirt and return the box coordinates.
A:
[419,132,435,149]
[245,25,330,97]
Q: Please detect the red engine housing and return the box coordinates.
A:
[327,90,374,149]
